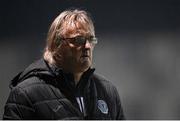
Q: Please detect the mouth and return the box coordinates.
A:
[81,51,90,58]
[81,52,89,57]
[81,56,89,60]
[81,55,89,57]
[80,54,91,63]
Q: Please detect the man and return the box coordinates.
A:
[3,9,125,119]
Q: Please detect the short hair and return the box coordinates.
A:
[43,9,95,65]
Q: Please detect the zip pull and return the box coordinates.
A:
[76,97,86,116]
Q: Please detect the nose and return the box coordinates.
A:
[84,40,91,49]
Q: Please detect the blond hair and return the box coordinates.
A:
[43,9,95,65]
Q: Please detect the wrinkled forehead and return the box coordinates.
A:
[60,17,94,38]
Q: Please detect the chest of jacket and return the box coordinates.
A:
[29,79,114,120]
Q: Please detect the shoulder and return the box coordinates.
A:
[10,75,61,105]
[92,73,116,88]
[15,76,45,90]
[91,73,119,95]
[12,75,53,97]
[11,76,46,99]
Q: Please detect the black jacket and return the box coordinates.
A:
[3,59,125,120]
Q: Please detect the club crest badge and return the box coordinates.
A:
[97,100,108,114]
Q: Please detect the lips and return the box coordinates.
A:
[81,52,89,57]
[81,51,90,58]
[81,55,89,57]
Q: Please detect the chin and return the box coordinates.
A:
[80,63,91,72]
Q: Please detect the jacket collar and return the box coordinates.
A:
[45,59,95,92]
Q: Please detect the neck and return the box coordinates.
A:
[73,72,83,85]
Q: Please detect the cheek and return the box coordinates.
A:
[71,47,82,59]
[62,47,73,60]
[90,49,93,57]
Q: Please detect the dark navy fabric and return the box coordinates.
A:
[3,59,125,120]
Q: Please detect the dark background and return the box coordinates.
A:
[0,0,180,119]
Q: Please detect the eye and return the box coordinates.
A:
[90,37,98,44]
[75,36,86,45]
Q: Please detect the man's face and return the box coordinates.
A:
[61,30,96,73]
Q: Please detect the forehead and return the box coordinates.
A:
[60,19,94,38]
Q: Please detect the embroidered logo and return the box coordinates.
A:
[97,100,108,114]
[52,105,63,112]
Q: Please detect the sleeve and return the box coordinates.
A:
[3,87,35,119]
[114,86,126,120]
